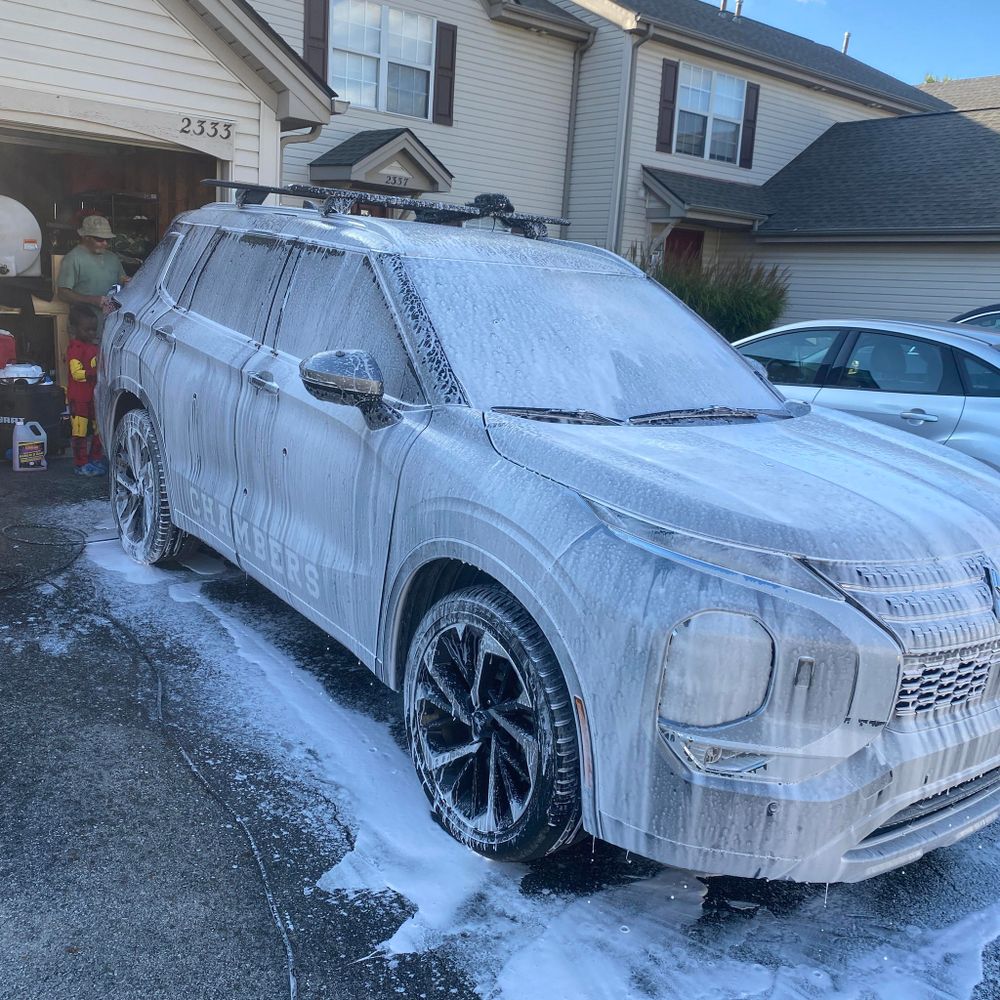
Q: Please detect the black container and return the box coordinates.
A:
[0,382,69,456]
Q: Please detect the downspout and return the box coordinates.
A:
[560,29,597,239]
[279,124,325,185]
[609,21,654,255]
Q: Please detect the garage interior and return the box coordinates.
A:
[0,127,216,377]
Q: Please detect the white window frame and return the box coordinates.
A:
[674,62,747,165]
[330,2,437,120]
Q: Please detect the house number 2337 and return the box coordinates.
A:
[181,117,234,139]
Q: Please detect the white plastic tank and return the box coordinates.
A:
[0,195,43,278]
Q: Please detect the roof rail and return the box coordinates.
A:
[201,180,569,239]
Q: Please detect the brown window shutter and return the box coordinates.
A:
[655,59,679,152]
[739,82,760,169]
[303,0,329,82]
[433,22,457,126]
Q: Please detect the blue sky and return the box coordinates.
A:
[747,0,993,86]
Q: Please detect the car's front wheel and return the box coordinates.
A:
[110,408,187,565]
[404,585,581,861]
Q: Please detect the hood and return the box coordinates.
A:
[486,409,1000,563]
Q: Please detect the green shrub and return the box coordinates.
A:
[653,256,790,342]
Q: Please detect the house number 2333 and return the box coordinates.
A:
[180,117,234,139]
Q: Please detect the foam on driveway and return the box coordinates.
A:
[78,527,1000,1000]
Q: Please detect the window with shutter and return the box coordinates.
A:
[327,2,453,123]
[668,61,751,166]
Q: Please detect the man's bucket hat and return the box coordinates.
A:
[78,215,115,240]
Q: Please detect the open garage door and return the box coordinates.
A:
[0,127,217,377]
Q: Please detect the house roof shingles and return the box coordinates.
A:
[919,75,1000,111]
[310,128,410,167]
[643,166,772,218]
[757,108,1000,236]
[615,0,947,112]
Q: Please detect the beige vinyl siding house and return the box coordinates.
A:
[558,2,629,246]
[0,0,332,186]
[255,0,587,219]
[715,237,1000,324]
[619,40,895,251]
[0,0,332,376]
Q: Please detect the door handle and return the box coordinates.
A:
[154,325,175,343]
[900,410,938,423]
[248,371,279,394]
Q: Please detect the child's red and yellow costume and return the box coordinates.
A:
[66,337,103,468]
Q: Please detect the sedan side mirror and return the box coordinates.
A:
[299,350,399,429]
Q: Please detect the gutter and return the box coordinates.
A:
[279,124,324,184]
[609,21,654,254]
[560,28,598,235]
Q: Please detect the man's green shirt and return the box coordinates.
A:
[59,244,125,298]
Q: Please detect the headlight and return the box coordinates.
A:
[584,498,841,599]
[659,611,774,728]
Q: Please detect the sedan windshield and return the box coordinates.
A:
[402,259,781,419]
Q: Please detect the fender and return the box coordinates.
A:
[102,378,180,509]
[379,535,599,830]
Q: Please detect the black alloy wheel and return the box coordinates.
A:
[110,408,187,565]
[404,585,581,861]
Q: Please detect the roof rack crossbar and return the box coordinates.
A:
[201,180,569,238]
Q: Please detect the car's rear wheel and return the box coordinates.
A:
[404,585,581,861]
[110,408,186,565]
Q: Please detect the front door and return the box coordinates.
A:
[231,245,430,659]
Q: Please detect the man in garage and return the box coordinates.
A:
[57,215,127,319]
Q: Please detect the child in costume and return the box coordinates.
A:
[66,304,106,476]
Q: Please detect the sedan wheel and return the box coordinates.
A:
[111,408,186,564]
[404,585,581,861]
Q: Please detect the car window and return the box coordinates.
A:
[834,332,958,395]
[187,233,292,340]
[163,224,218,306]
[738,329,841,386]
[124,231,178,297]
[957,352,1000,397]
[962,312,1000,330]
[275,244,424,404]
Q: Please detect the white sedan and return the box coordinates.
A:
[736,318,1000,471]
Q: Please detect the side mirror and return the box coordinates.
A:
[299,350,399,429]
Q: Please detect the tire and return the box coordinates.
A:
[110,408,187,565]
[404,585,581,862]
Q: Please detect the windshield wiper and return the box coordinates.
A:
[628,405,771,425]
[491,407,623,426]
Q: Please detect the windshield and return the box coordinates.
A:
[402,258,781,419]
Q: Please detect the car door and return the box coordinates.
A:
[813,329,964,445]
[736,327,846,404]
[231,243,431,659]
[952,350,1000,470]
[156,229,293,560]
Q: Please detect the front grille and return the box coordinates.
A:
[897,640,1000,716]
[810,554,1000,718]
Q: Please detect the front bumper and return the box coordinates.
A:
[599,700,1000,883]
